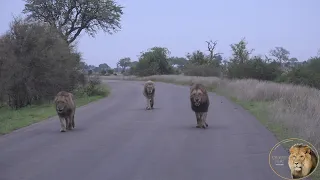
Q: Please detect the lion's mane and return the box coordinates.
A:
[143,80,155,98]
[190,83,210,113]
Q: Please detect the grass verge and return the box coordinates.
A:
[101,74,320,179]
[231,100,291,147]
[0,85,110,135]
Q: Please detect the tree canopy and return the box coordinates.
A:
[23,0,124,44]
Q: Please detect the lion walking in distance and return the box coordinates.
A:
[288,143,318,179]
[54,91,76,132]
[143,80,155,110]
[190,83,210,129]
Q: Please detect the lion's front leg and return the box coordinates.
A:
[150,97,154,109]
[202,112,208,128]
[71,114,75,128]
[201,112,208,129]
[66,116,72,130]
[59,117,67,132]
[146,97,151,110]
[195,112,201,128]
[198,112,205,129]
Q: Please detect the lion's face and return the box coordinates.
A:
[54,93,72,114]
[56,99,67,114]
[190,89,205,106]
[145,84,154,94]
[289,146,312,172]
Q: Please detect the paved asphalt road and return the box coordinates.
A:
[0,80,293,180]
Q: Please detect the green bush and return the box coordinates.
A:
[84,84,109,97]
[227,57,282,81]
[107,69,114,74]
[100,69,107,75]
[276,58,320,89]
[73,75,109,98]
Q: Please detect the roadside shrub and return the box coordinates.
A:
[75,75,108,97]
[100,69,107,75]
[107,69,114,74]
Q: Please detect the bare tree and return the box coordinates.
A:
[205,40,223,61]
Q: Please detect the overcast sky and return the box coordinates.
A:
[0,0,319,68]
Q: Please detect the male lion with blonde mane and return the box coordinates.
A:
[288,143,318,179]
[54,91,76,132]
[190,83,210,129]
[143,80,155,110]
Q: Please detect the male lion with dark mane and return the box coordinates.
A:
[288,143,318,179]
[190,83,210,129]
[54,91,76,132]
[143,80,155,110]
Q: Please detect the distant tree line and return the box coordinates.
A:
[110,38,320,90]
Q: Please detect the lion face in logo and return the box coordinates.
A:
[288,143,318,179]
[290,150,307,172]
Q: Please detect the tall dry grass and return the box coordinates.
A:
[101,75,320,150]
